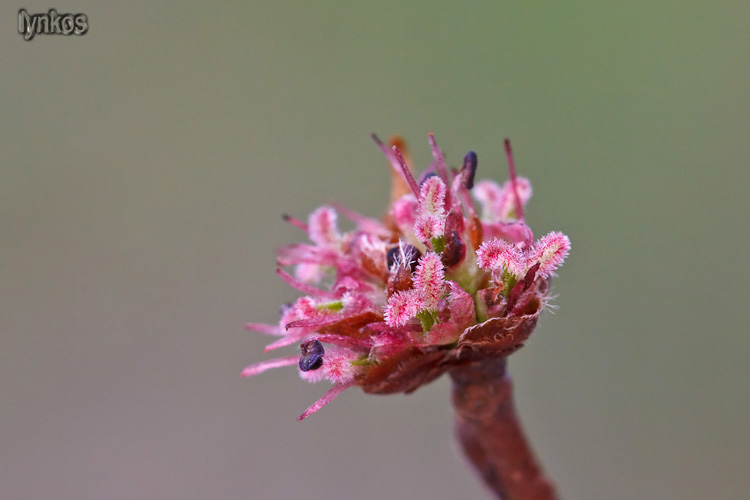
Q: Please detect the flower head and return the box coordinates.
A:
[243,134,571,420]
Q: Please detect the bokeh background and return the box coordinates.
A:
[2,2,749,499]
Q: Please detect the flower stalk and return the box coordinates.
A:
[451,358,557,500]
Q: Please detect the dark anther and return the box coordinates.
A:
[441,230,466,268]
[386,244,420,273]
[386,246,399,269]
[299,339,325,372]
[462,151,478,189]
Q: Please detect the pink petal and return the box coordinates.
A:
[241,356,299,378]
[265,329,312,352]
[276,269,339,299]
[314,334,374,348]
[482,221,534,245]
[284,314,346,331]
[472,180,504,219]
[244,323,284,336]
[294,263,325,284]
[496,177,533,221]
[282,214,308,232]
[330,202,389,236]
[297,382,354,421]
[445,281,476,327]
[472,178,533,223]
[332,275,371,295]
[504,138,525,220]
[391,195,418,233]
[277,244,339,267]
[308,206,340,247]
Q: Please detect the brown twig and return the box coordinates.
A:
[450,358,557,500]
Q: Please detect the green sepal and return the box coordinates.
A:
[502,271,517,298]
[316,300,343,311]
[431,235,446,253]
[350,357,375,366]
[417,309,438,332]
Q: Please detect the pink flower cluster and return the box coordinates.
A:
[243,134,570,420]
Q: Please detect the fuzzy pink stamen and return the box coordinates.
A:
[530,231,571,278]
[384,289,424,327]
[476,238,527,278]
[414,214,444,244]
[414,253,445,308]
[418,176,447,217]
[321,346,359,384]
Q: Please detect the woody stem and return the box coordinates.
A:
[450,358,557,500]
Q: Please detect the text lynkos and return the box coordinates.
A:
[18,9,88,41]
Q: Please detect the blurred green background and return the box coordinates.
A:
[2,1,749,499]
